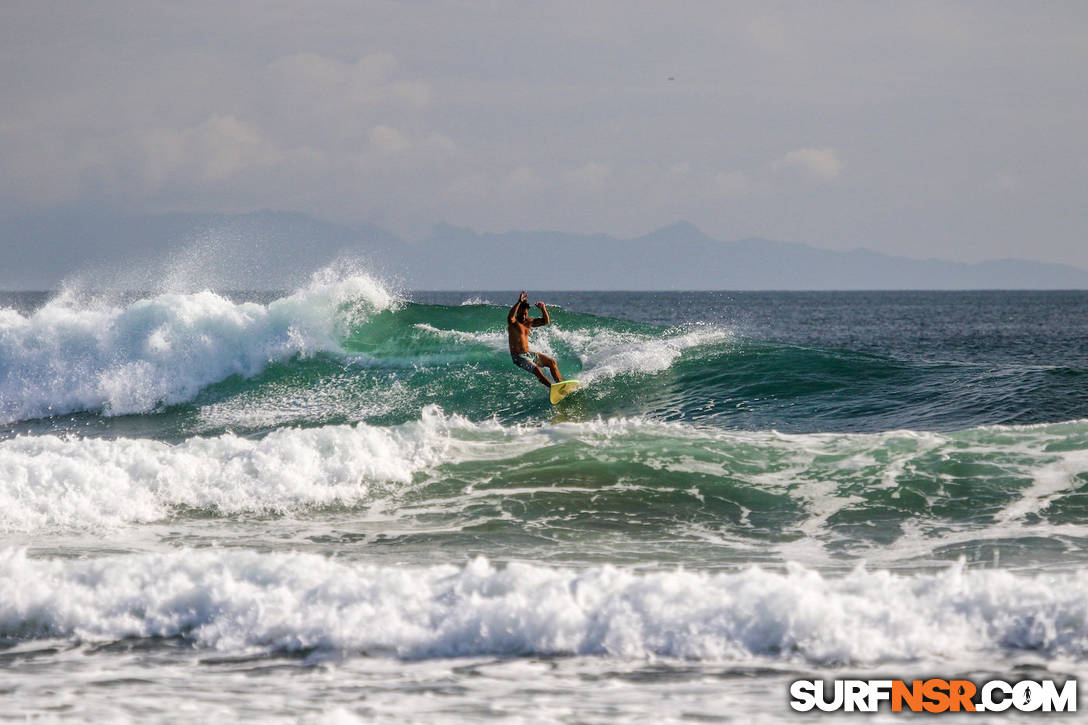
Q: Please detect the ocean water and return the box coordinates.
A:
[2,273,1087,722]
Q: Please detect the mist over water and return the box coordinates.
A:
[3,274,1088,721]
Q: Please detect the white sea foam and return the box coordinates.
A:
[0,268,394,422]
[3,410,1088,539]
[0,406,490,533]
[550,325,729,383]
[0,409,688,534]
[3,548,1087,664]
[411,319,728,383]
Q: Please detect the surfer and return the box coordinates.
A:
[507,291,562,388]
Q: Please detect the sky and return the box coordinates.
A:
[2,1,1087,267]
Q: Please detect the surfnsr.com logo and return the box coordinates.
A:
[790,679,1077,713]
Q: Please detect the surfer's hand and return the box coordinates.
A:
[535,302,545,310]
[519,291,528,303]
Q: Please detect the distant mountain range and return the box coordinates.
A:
[2,211,1086,290]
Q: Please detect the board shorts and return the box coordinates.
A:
[511,351,544,373]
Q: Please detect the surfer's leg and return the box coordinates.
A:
[513,353,552,387]
[535,353,562,383]
[530,365,552,388]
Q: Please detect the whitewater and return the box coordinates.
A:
[3,272,1088,722]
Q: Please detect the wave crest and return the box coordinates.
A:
[0,405,482,532]
[0,268,394,422]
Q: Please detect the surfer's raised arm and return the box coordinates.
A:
[532,302,549,327]
[508,291,528,324]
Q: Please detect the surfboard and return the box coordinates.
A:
[549,379,581,405]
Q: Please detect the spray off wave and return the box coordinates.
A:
[0,269,394,422]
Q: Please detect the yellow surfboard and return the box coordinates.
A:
[549,379,581,405]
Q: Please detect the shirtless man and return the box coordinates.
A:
[507,291,562,388]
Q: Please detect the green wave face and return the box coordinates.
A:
[370,416,1088,570]
[152,299,1080,438]
[8,292,1083,443]
[0,296,1042,445]
[167,301,715,433]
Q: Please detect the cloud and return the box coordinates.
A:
[369,125,411,154]
[267,52,428,111]
[773,147,843,181]
[1,3,1086,265]
[262,52,435,150]
[446,172,490,201]
[507,166,541,189]
[422,133,456,155]
[563,162,610,192]
[0,41,455,214]
[138,115,280,188]
[710,170,752,197]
